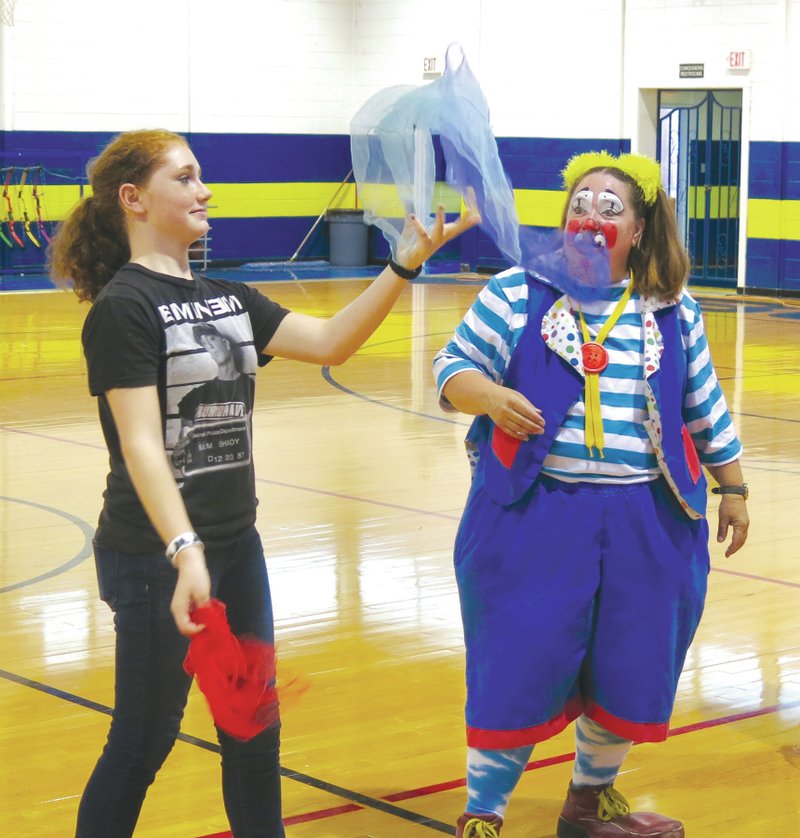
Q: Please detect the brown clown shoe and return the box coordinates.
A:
[556,783,684,838]
[455,812,503,838]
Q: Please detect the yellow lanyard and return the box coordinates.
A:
[577,279,634,458]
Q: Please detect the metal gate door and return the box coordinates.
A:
[657,90,742,286]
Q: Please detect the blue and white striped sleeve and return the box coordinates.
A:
[678,292,743,465]
[432,269,529,412]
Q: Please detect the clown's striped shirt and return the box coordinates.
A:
[433,269,742,483]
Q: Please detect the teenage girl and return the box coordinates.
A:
[49,128,479,838]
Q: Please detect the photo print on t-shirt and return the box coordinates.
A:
[163,312,257,480]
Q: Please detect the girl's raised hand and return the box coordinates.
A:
[395,189,481,271]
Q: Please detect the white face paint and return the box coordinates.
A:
[597,191,624,217]
[570,188,593,216]
[570,189,625,218]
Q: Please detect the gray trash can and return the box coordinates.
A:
[326,209,369,266]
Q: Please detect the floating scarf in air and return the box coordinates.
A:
[350,43,611,301]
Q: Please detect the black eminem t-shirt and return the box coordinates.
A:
[82,263,289,553]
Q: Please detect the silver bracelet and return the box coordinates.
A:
[165,531,204,567]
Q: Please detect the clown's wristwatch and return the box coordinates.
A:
[711,484,749,501]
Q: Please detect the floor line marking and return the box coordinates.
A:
[0,668,455,835]
[3,666,797,837]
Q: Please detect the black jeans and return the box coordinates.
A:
[76,526,285,837]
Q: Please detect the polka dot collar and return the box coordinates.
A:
[540,285,675,378]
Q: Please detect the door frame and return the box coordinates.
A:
[636,85,750,292]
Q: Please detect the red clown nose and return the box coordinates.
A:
[567,217,618,248]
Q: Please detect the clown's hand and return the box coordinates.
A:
[717,495,750,558]
[487,385,545,441]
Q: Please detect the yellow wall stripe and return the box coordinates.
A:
[514,189,567,227]
[207,182,359,218]
[5,184,87,222]
[747,199,800,240]
[24,182,800,243]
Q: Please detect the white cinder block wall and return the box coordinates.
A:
[1,0,357,133]
[1,0,793,141]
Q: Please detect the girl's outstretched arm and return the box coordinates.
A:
[265,203,480,365]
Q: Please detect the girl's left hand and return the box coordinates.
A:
[394,190,481,271]
[716,495,750,557]
[171,549,212,635]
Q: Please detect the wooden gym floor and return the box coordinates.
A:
[1,274,799,837]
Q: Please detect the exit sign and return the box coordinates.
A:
[727,49,752,71]
[423,56,442,80]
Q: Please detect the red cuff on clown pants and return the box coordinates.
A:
[183,598,279,741]
[466,697,582,748]
[466,698,669,748]
[583,700,670,743]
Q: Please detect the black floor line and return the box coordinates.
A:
[0,667,455,834]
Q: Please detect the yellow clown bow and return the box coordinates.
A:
[562,151,662,206]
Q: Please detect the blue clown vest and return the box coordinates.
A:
[466,278,708,519]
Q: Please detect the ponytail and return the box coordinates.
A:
[48,194,130,302]
[47,129,187,302]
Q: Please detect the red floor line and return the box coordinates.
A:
[198,803,376,837]
[710,565,800,589]
[384,777,466,802]
[195,697,800,837]
[383,751,576,803]
[284,803,363,825]
[668,699,800,735]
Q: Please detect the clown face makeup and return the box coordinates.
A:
[565,172,645,282]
